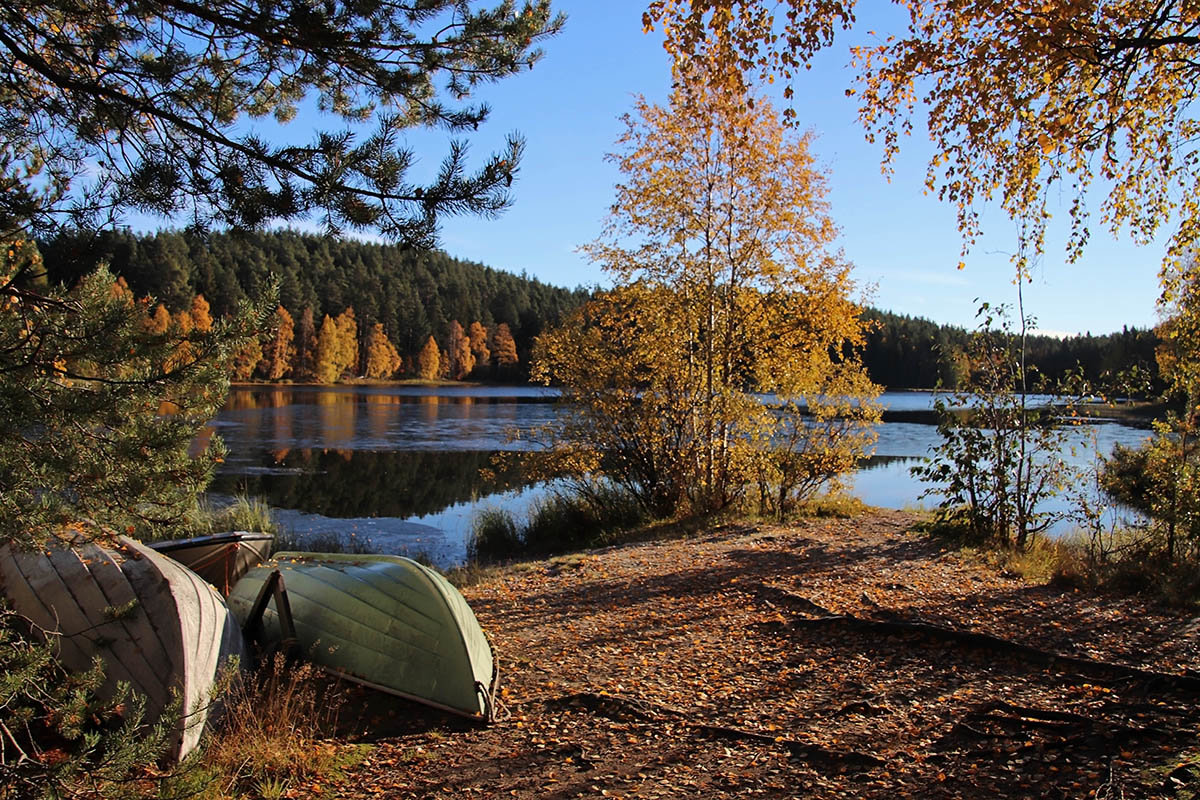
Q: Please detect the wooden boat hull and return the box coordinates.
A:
[0,536,248,760]
[228,552,496,720]
[148,531,274,595]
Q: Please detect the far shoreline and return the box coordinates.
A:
[225,383,1173,428]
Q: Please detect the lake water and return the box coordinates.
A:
[207,385,1153,566]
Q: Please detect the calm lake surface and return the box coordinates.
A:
[207,385,1153,566]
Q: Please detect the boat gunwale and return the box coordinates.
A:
[310,663,489,722]
[148,532,275,553]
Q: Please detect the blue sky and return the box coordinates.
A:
[412,1,1167,336]
[139,1,1163,335]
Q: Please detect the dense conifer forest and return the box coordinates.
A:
[39,229,1158,388]
[41,229,588,381]
[860,308,1161,391]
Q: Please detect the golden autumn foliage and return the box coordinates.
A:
[469,321,491,367]
[293,306,318,381]
[364,322,403,379]
[190,293,213,333]
[108,275,134,306]
[261,305,296,380]
[200,303,495,384]
[165,308,195,372]
[144,303,170,335]
[645,0,1200,550]
[314,308,358,384]
[230,337,263,381]
[492,323,519,368]
[416,335,441,380]
[646,1,1200,288]
[448,320,475,380]
[534,77,878,517]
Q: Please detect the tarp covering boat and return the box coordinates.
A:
[148,531,274,595]
[228,552,496,720]
[0,535,247,760]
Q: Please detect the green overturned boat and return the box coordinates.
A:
[227,552,497,721]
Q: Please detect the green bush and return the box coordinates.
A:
[911,302,1079,551]
[1102,432,1200,563]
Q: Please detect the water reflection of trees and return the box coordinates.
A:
[223,385,557,411]
[857,455,921,472]
[209,450,535,518]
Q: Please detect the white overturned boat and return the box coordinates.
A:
[0,535,247,760]
[148,531,274,595]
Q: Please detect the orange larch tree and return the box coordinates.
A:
[448,320,475,380]
[364,323,403,379]
[144,304,170,335]
[230,338,263,381]
[468,321,491,370]
[314,308,358,384]
[492,323,519,370]
[260,306,296,381]
[292,306,318,381]
[190,294,213,333]
[416,335,441,380]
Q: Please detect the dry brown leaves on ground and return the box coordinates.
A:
[333,511,1200,799]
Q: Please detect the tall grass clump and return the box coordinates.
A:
[919,511,1200,605]
[1010,527,1200,603]
[467,487,651,563]
[467,508,524,563]
[795,492,870,519]
[270,528,376,556]
[179,496,278,539]
[1001,533,1091,586]
[1090,529,1200,604]
[172,654,368,800]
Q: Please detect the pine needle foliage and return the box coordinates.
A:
[2,1,564,245]
[0,607,172,800]
[0,240,267,550]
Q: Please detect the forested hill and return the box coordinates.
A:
[39,229,1157,388]
[861,308,1160,390]
[40,228,589,375]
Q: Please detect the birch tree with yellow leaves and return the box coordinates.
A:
[643,0,1200,557]
[534,76,878,518]
[645,1,1200,287]
[365,322,403,379]
[416,335,442,381]
[314,308,358,384]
